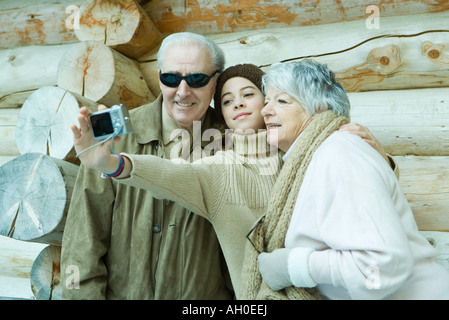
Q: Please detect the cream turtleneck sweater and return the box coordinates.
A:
[119,131,282,298]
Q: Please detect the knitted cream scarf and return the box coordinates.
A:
[240,110,349,300]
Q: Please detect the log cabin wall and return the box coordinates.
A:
[0,0,448,299]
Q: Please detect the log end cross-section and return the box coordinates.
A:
[0,153,78,245]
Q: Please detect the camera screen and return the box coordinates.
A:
[90,112,114,137]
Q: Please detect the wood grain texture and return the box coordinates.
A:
[0,1,81,49]
[139,12,449,97]
[0,108,20,156]
[0,43,78,102]
[75,0,163,59]
[0,153,78,245]
[58,40,155,108]
[30,245,62,300]
[348,88,449,156]
[14,86,97,161]
[142,0,449,35]
[395,156,449,232]
[0,235,46,299]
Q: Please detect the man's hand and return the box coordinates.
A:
[71,105,121,173]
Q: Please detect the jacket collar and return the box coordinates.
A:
[130,95,163,145]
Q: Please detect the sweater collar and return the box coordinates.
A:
[227,130,276,157]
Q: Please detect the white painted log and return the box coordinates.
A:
[348,88,449,156]
[139,12,449,96]
[0,44,78,103]
[30,246,61,300]
[58,40,155,109]
[208,12,449,67]
[0,90,35,109]
[142,0,449,35]
[0,108,20,157]
[0,153,79,245]
[15,86,98,162]
[0,108,20,126]
[316,32,449,93]
[395,156,449,232]
[75,0,162,59]
[0,235,47,279]
[0,127,19,157]
[0,277,35,300]
[0,235,47,300]
[0,1,81,49]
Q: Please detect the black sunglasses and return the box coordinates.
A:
[159,70,219,88]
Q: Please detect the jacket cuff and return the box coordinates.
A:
[288,247,317,288]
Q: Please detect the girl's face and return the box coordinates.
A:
[220,77,266,132]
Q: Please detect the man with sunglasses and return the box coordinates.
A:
[61,32,233,299]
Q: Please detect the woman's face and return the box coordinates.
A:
[262,86,310,152]
[220,77,266,132]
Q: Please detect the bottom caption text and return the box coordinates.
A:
[182,303,267,317]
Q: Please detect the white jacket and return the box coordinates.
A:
[284,131,449,300]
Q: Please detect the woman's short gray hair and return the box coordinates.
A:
[157,32,226,72]
[262,59,350,116]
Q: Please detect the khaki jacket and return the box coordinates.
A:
[119,132,282,298]
[61,95,233,299]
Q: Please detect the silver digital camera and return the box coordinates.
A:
[89,104,133,141]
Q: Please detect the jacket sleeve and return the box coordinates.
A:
[60,165,115,299]
[116,153,226,221]
[288,134,413,299]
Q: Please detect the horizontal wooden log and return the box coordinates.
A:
[0,1,81,49]
[0,43,78,102]
[0,90,35,109]
[30,246,61,300]
[0,235,47,279]
[75,0,162,59]
[0,236,47,299]
[0,108,20,157]
[138,48,159,99]
[15,86,98,162]
[0,127,19,157]
[395,156,449,232]
[139,12,449,96]
[58,40,155,109]
[142,0,449,35]
[0,276,34,300]
[317,32,449,93]
[0,153,79,245]
[348,88,449,156]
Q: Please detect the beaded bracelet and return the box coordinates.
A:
[101,154,124,179]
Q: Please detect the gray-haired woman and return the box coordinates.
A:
[242,59,449,300]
